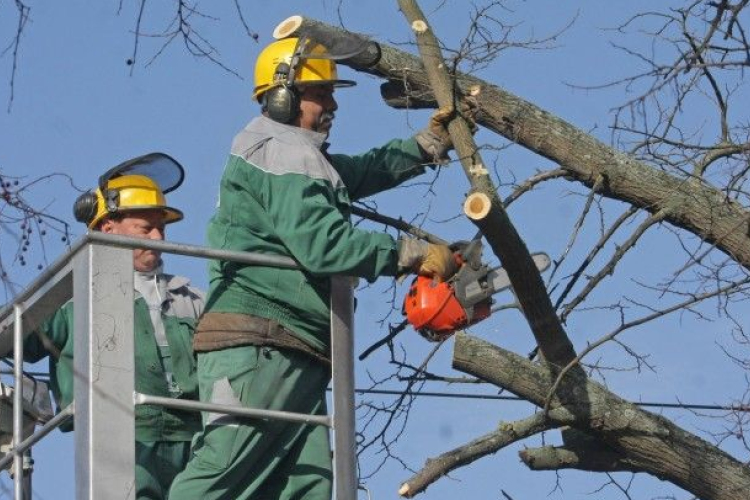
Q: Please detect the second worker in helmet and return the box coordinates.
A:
[170,36,462,500]
[25,154,204,499]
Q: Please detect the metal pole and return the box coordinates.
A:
[134,393,332,427]
[21,450,32,500]
[12,304,24,500]
[73,243,135,500]
[87,232,298,268]
[329,276,357,500]
[0,404,75,471]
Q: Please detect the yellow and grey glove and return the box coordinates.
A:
[397,237,459,281]
[414,106,455,163]
[414,98,479,164]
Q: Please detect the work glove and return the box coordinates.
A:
[414,97,479,164]
[397,237,459,281]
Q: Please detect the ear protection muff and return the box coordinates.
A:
[72,182,121,226]
[264,82,300,124]
[264,39,306,124]
[73,190,99,225]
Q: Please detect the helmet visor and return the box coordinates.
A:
[298,38,371,63]
[98,152,185,195]
[290,23,380,67]
[287,36,360,87]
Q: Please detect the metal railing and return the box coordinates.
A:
[0,232,357,500]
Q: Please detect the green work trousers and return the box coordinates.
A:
[168,346,332,500]
[136,440,191,500]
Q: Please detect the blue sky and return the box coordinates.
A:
[1,1,744,499]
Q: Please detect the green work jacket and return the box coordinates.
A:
[24,274,203,442]
[205,116,433,355]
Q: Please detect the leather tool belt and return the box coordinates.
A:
[193,312,331,365]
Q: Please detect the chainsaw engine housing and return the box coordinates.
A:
[403,276,490,339]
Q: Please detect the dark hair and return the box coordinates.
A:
[92,212,124,231]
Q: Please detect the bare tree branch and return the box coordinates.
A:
[560,209,667,321]
[399,410,569,497]
[2,0,30,111]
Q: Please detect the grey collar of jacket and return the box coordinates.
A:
[253,115,328,151]
[134,267,192,298]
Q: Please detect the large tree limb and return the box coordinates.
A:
[453,333,750,500]
[281,16,750,271]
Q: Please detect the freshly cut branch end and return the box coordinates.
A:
[411,20,428,34]
[464,192,492,220]
[273,15,303,39]
[398,483,412,497]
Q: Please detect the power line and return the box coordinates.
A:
[3,369,747,413]
[347,388,750,413]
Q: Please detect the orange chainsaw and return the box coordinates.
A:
[403,240,550,341]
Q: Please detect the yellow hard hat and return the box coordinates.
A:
[82,175,183,229]
[74,152,186,229]
[252,37,356,101]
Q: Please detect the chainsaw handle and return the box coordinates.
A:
[453,252,466,268]
[451,238,483,270]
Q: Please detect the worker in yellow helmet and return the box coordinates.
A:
[170,36,464,500]
[25,153,204,500]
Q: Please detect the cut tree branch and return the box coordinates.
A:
[393,0,577,368]
[279,17,750,273]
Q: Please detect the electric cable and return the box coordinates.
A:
[338,387,750,413]
[3,365,747,413]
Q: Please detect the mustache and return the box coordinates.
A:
[319,112,335,123]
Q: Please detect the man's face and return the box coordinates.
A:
[99,210,166,272]
[296,84,337,137]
